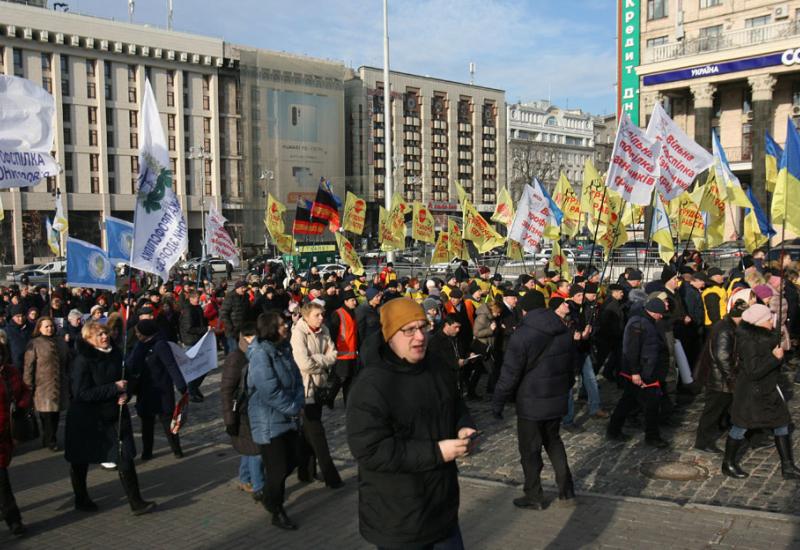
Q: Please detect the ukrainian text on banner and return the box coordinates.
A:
[463,200,505,253]
[411,202,435,243]
[170,331,218,384]
[66,237,117,291]
[205,205,239,267]
[553,173,581,238]
[0,75,60,188]
[605,113,661,206]
[646,102,713,200]
[509,184,551,254]
[490,186,515,227]
[265,194,286,237]
[447,219,467,260]
[431,231,450,264]
[342,191,366,235]
[105,216,134,265]
[131,79,188,280]
[335,232,364,276]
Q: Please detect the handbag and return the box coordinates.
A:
[1,367,39,442]
[309,370,338,408]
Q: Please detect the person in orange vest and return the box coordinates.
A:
[328,289,359,406]
[443,288,474,356]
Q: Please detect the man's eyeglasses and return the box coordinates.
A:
[398,324,429,337]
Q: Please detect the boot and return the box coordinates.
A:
[168,433,184,459]
[70,465,98,512]
[271,506,298,530]
[3,505,25,536]
[118,468,156,516]
[775,435,800,480]
[721,437,749,479]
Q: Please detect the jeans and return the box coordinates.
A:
[225,336,238,356]
[376,525,465,550]
[563,355,601,424]
[730,424,788,440]
[238,455,265,492]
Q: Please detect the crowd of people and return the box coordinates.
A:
[0,246,799,548]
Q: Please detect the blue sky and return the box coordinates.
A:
[65,0,617,115]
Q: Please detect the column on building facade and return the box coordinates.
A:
[748,74,777,209]
[640,90,664,126]
[690,82,716,151]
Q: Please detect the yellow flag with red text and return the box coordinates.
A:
[507,239,524,261]
[411,202,435,243]
[448,219,468,260]
[463,199,505,253]
[491,186,515,227]
[431,231,451,264]
[342,191,367,235]
[379,205,405,252]
[335,232,364,276]
[553,172,581,238]
[264,193,286,238]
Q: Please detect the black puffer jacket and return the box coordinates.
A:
[492,308,576,421]
[621,310,668,383]
[731,322,789,429]
[220,290,252,338]
[346,333,475,548]
[695,316,737,393]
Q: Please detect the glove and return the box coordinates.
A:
[492,409,503,420]
[225,424,238,437]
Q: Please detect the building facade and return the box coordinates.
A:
[345,67,505,232]
[0,2,347,265]
[632,0,800,209]
[507,100,597,198]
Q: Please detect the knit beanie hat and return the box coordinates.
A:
[741,303,771,326]
[380,298,427,342]
[519,290,545,312]
[753,284,774,301]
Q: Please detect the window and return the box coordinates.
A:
[42,77,52,94]
[545,117,557,126]
[745,15,770,28]
[167,114,175,131]
[61,77,70,96]
[167,90,175,107]
[130,132,138,148]
[62,105,71,124]
[64,153,73,172]
[128,86,137,103]
[647,0,668,20]
[129,110,138,128]
[88,107,97,124]
[89,129,98,146]
[700,0,721,7]
[90,154,99,172]
[106,108,114,125]
[106,130,114,147]
[86,60,96,77]
[168,135,176,151]
[128,64,137,82]
[63,127,71,145]
[41,53,51,72]
[131,156,139,174]
[107,154,115,173]
[91,177,100,193]
[87,82,96,99]
[698,25,723,51]
[66,176,74,193]
[105,83,112,100]
[104,60,111,77]
[743,88,752,114]
[13,50,23,76]
[61,54,69,74]
[203,117,211,133]
[646,36,669,48]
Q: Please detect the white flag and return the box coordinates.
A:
[169,331,218,384]
[605,114,661,206]
[0,75,60,189]
[509,184,551,254]
[131,79,188,280]
[205,204,239,267]
[52,191,68,232]
[646,103,713,200]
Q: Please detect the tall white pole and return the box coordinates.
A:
[382,0,394,262]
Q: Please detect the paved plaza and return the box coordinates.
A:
[4,366,800,548]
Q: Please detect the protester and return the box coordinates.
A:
[347,297,476,547]
[180,291,210,402]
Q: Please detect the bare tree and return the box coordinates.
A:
[508,140,561,200]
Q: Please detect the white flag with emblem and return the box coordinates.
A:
[205,204,239,267]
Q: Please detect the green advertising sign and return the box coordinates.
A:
[618,0,641,125]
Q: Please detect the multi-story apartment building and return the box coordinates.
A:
[629,0,800,209]
[0,2,347,265]
[345,67,505,233]
[507,100,596,198]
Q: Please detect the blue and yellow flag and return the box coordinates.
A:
[744,187,776,252]
[772,117,800,236]
[765,131,783,194]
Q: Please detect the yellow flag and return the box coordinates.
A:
[598,222,628,259]
[411,202,435,243]
[380,205,405,252]
[335,232,364,276]
[772,119,800,235]
[743,210,769,253]
[391,193,410,217]
[621,203,644,226]
[581,159,619,233]
[463,199,505,253]
[491,186,515,226]
[342,191,367,235]
[548,240,571,280]
[507,239,523,261]
[454,181,469,206]
[272,232,295,255]
[581,159,603,215]
[448,219,468,260]
[265,193,286,237]
[676,193,706,241]
[431,231,451,264]
[553,172,581,238]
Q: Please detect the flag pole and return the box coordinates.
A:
[642,190,658,281]
[116,211,138,463]
[598,199,628,285]
[587,185,608,274]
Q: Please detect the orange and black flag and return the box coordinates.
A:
[311,179,341,231]
[293,199,325,236]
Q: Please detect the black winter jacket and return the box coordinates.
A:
[695,316,737,393]
[731,322,790,429]
[220,291,252,338]
[621,311,668,383]
[346,334,475,547]
[179,303,207,346]
[129,335,188,417]
[492,309,576,421]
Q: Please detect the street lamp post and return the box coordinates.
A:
[187,145,212,279]
[259,168,274,257]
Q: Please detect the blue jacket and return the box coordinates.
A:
[246,338,304,445]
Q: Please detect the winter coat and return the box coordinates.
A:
[290,318,337,404]
[64,340,137,464]
[694,316,737,394]
[427,330,464,373]
[595,297,624,351]
[220,291,252,338]
[621,311,669,383]
[130,335,187,417]
[5,321,32,370]
[355,302,380,346]
[731,322,790,429]
[492,308,576,421]
[179,303,207,347]
[0,364,32,468]
[346,333,475,547]
[23,335,70,412]
[472,303,497,350]
[220,337,260,456]
[246,338,304,445]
